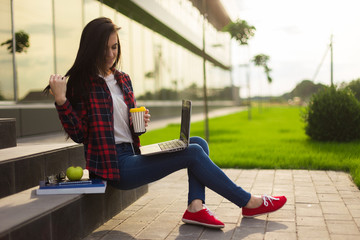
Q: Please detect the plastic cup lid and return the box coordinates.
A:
[130,106,146,113]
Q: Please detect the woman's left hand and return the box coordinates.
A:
[144,109,151,127]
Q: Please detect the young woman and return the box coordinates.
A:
[47,17,286,229]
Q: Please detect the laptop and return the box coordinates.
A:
[140,100,192,156]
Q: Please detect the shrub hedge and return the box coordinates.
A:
[304,87,360,142]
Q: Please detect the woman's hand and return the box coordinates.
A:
[49,74,67,106]
[144,109,151,127]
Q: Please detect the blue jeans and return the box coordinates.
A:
[109,136,251,207]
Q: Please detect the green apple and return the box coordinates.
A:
[66,166,83,181]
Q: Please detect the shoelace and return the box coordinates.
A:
[203,204,217,218]
[262,195,280,207]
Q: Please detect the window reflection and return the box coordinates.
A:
[1,0,231,102]
[0,0,13,100]
[83,0,100,26]
[101,3,116,21]
[114,12,131,73]
[54,0,82,76]
[15,0,53,101]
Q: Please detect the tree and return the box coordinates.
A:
[0,86,5,100]
[252,54,272,83]
[222,19,256,45]
[252,54,272,111]
[345,78,360,101]
[289,80,326,102]
[223,19,256,120]
[1,30,30,54]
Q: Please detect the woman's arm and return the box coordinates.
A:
[55,100,88,143]
[49,74,67,106]
[49,74,88,143]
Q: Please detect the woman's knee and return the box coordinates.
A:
[190,136,209,155]
[186,144,209,161]
[185,144,216,170]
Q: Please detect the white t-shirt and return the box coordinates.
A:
[103,74,133,144]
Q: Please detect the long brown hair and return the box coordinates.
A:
[44,17,121,106]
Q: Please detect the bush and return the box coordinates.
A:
[345,78,360,101]
[303,87,360,142]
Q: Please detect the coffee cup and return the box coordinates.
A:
[130,106,146,134]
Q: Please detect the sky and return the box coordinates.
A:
[221,0,360,97]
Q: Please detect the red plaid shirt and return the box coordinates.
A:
[56,70,140,180]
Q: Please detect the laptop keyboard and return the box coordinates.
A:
[159,140,185,150]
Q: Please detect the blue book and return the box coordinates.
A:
[59,179,92,186]
[36,179,107,195]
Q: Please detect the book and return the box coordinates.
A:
[58,179,92,185]
[36,179,107,195]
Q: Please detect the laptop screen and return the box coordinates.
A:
[180,100,192,144]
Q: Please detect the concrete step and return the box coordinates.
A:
[0,142,148,240]
[0,104,62,138]
[0,143,85,199]
[0,118,16,149]
[0,181,148,240]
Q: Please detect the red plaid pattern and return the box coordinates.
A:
[56,70,140,180]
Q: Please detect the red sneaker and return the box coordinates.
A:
[182,205,225,228]
[242,195,287,218]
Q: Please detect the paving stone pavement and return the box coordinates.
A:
[83,169,360,240]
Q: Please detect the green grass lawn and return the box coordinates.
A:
[140,106,360,187]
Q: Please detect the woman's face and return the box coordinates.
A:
[105,32,118,71]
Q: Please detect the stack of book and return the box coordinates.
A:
[36,179,107,195]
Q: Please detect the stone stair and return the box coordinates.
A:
[0,118,148,240]
[0,118,16,149]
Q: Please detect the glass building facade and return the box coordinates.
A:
[0,0,232,102]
